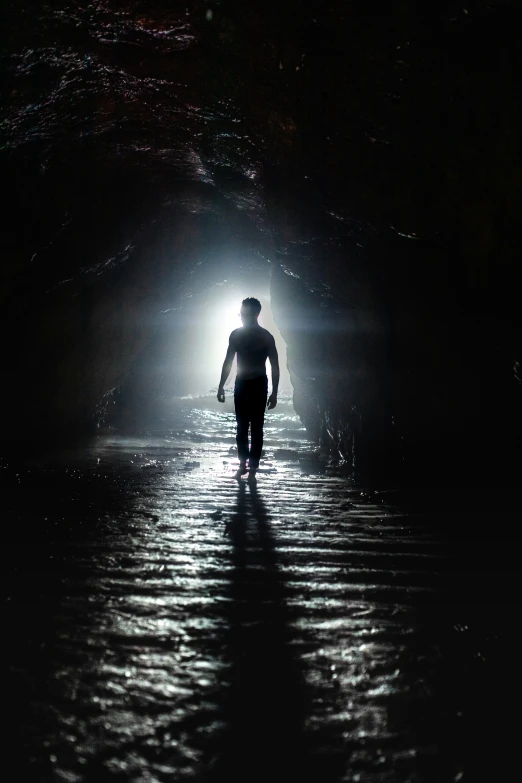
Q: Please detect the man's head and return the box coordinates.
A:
[240,297,261,326]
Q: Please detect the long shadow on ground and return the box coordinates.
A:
[206,479,343,783]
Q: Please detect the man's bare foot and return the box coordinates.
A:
[247,469,257,484]
[234,463,247,480]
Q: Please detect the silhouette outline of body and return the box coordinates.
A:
[218,298,279,480]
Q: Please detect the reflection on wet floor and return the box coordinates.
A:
[2,396,518,781]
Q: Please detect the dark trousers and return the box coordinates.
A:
[234,375,268,468]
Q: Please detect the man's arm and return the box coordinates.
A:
[267,336,279,410]
[217,333,236,402]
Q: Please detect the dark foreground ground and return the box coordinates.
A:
[2,396,519,782]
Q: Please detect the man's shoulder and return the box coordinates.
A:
[233,326,274,345]
[259,326,275,343]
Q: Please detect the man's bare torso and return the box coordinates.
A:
[230,326,275,380]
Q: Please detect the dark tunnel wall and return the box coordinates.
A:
[1,1,521,482]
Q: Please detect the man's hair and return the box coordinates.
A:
[241,297,262,315]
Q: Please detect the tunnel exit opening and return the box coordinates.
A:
[112,265,294,432]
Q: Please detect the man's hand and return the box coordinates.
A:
[267,393,277,410]
[217,386,225,403]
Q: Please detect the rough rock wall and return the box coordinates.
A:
[256,2,522,481]
[2,2,521,481]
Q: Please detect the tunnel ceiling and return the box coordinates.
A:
[2,1,521,481]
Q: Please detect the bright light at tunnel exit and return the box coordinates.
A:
[218,301,242,336]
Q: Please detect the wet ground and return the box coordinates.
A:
[3,395,519,782]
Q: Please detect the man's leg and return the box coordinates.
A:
[234,382,249,474]
[249,377,268,473]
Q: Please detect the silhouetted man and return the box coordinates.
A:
[217,297,279,481]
